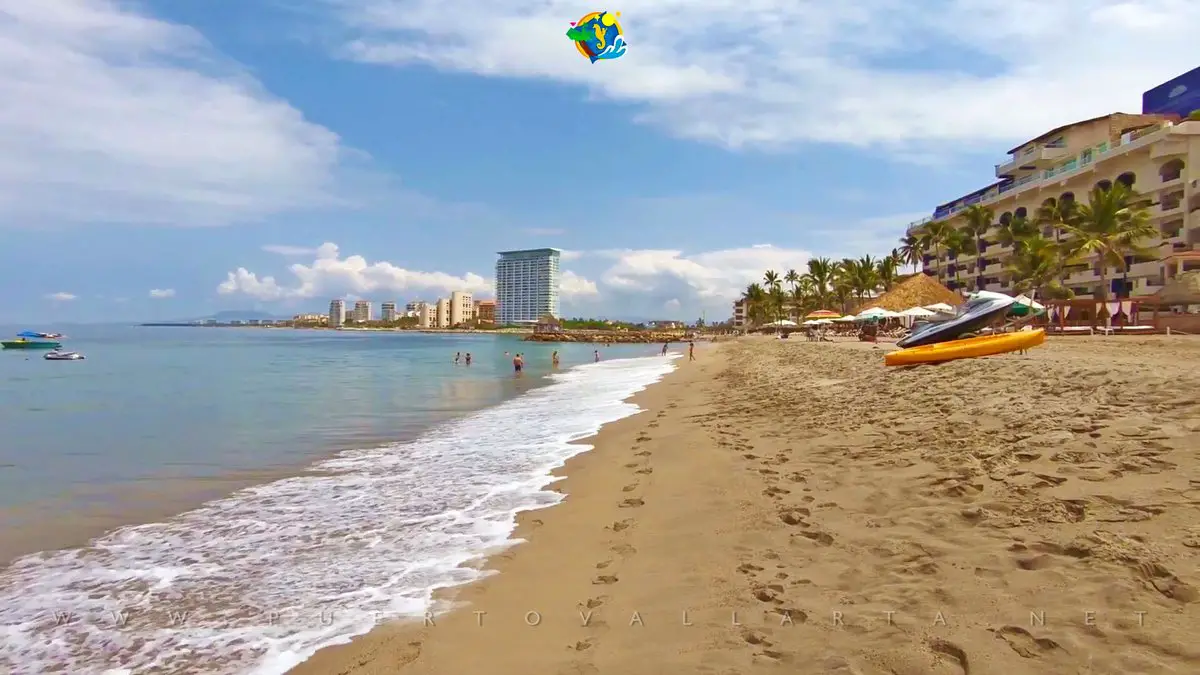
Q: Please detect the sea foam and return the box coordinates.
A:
[0,355,678,674]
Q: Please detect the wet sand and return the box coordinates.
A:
[289,336,1200,675]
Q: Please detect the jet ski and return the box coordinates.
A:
[44,349,85,360]
[897,293,1015,348]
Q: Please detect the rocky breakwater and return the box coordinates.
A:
[523,330,686,344]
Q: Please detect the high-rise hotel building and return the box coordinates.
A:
[495,248,561,324]
[328,299,345,327]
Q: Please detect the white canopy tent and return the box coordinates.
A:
[857,307,901,319]
[1013,294,1045,310]
[899,306,937,317]
[764,319,798,327]
[833,315,858,322]
[923,302,955,314]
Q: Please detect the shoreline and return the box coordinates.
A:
[286,345,719,674]
[287,336,1200,675]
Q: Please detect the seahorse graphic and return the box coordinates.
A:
[593,22,607,50]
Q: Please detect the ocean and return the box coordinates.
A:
[0,325,679,674]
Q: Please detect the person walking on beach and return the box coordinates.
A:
[551,351,560,367]
[688,341,696,361]
[661,342,669,356]
[454,352,461,364]
[464,353,472,365]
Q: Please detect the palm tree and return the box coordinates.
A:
[944,228,976,290]
[920,220,953,280]
[1004,235,1069,302]
[740,283,767,327]
[996,215,1038,256]
[1059,182,1157,300]
[850,255,881,303]
[803,257,836,309]
[762,270,782,323]
[898,233,926,274]
[877,254,899,291]
[960,204,994,288]
[784,268,800,295]
[1035,197,1081,292]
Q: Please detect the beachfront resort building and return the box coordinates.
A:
[449,291,474,326]
[474,299,496,324]
[328,299,345,327]
[417,303,437,328]
[907,68,1200,300]
[732,299,748,329]
[350,300,372,323]
[495,248,561,324]
[381,302,398,322]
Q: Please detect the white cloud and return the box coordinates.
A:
[559,250,584,261]
[664,298,681,310]
[0,0,347,227]
[46,292,76,301]
[595,244,811,301]
[262,245,320,256]
[559,270,599,299]
[217,242,491,301]
[325,0,1200,154]
[149,288,175,298]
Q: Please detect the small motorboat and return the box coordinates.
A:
[44,350,85,360]
[897,294,1016,348]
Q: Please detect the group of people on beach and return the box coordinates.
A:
[662,341,697,361]
[456,342,693,376]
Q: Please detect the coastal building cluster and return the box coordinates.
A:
[322,247,561,328]
[903,66,1200,300]
[326,294,496,328]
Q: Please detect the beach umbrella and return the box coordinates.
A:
[1013,294,1044,310]
[801,319,818,326]
[815,319,834,325]
[804,309,841,319]
[857,307,901,318]
[923,302,955,313]
[899,306,936,317]
[833,315,857,322]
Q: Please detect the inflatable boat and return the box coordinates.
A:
[897,294,1015,349]
[886,329,1045,366]
[44,350,85,360]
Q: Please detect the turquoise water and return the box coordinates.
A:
[0,325,678,674]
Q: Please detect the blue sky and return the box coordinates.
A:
[2,0,1195,323]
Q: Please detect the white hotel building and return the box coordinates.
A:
[495,248,561,324]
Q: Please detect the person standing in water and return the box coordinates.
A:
[551,351,560,367]
[688,341,696,361]
[513,353,524,374]
[465,353,472,365]
[454,352,461,364]
[661,342,669,356]
[594,349,600,362]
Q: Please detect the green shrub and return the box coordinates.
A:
[1189,109,1200,122]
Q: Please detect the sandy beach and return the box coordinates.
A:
[290,336,1200,675]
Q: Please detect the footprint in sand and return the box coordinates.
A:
[593,575,619,585]
[580,596,606,609]
[609,519,633,532]
[611,543,637,556]
[1135,561,1200,603]
[798,529,834,546]
[622,483,638,492]
[993,626,1063,658]
[737,563,765,575]
[635,467,653,475]
[647,421,659,428]
[623,462,640,469]
[635,450,651,457]
[928,638,970,674]
[619,498,645,508]
[570,639,593,651]
[636,433,652,442]
[753,584,785,604]
[596,560,612,569]
[742,630,772,646]
[779,510,808,526]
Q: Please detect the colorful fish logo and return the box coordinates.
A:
[567,11,627,63]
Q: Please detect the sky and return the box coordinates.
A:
[2,0,1198,323]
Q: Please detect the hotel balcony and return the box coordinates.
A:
[995,145,1069,177]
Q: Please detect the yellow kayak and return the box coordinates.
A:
[885,329,1045,366]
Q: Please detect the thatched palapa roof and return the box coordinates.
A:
[858,273,963,313]
[1150,271,1200,305]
